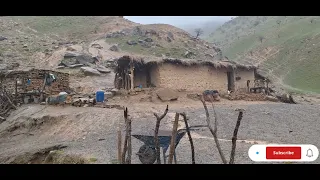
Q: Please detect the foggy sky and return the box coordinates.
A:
[124,16,235,26]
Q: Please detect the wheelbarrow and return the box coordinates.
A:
[132,125,207,164]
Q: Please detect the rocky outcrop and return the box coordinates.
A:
[80,67,101,76]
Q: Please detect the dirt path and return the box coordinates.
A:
[0,99,319,164]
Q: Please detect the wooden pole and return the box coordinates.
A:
[117,123,122,164]
[168,113,179,164]
[125,117,132,164]
[180,112,195,164]
[154,105,169,164]
[229,109,244,164]
[121,107,129,164]
[130,61,134,90]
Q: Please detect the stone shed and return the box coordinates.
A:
[114,55,257,94]
[0,69,70,102]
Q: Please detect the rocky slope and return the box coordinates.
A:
[206,16,320,94]
[0,16,224,93]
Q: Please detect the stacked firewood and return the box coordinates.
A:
[0,87,17,122]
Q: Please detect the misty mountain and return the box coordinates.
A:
[177,20,226,39]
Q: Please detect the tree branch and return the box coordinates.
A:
[200,96,227,164]
[168,113,179,164]
[153,104,169,164]
[180,112,195,164]
[229,109,244,164]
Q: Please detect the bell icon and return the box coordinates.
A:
[306,148,313,157]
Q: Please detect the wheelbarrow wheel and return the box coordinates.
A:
[136,144,157,164]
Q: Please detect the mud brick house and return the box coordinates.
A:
[114,55,257,94]
[0,69,70,101]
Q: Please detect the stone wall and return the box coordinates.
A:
[1,69,70,95]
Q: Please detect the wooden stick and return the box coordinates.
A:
[4,93,17,110]
[125,117,132,164]
[121,107,128,164]
[168,113,179,164]
[153,104,169,164]
[200,96,227,164]
[229,109,244,164]
[117,124,122,164]
[180,112,195,164]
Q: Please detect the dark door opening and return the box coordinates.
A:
[227,71,235,91]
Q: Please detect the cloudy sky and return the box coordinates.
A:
[124,16,235,26]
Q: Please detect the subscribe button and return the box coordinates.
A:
[249,144,319,162]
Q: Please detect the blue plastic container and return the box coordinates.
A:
[96,91,105,102]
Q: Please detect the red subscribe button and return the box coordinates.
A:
[266,147,301,160]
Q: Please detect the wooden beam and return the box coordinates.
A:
[168,113,179,164]
[130,61,134,90]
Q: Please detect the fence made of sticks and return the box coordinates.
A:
[118,94,245,164]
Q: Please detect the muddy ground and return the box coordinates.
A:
[0,95,319,164]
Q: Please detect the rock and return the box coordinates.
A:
[156,88,179,101]
[91,43,103,49]
[184,51,195,58]
[138,39,144,43]
[0,36,7,41]
[56,66,65,69]
[68,64,84,68]
[66,46,77,51]
[109,45,119,52]
[59,57,78,67]
[80,67,101,76]
[64,52,80,58]
[63,53,98,66]
[53,46,59,49]
[167,32,174,40]
[127,40,137,45]
[205,53,214,58]
[265,95,279,102]
[167,37,172,42]
[23,44,28,48]
[144,38,153,42]
[141,41,152,48]
[96,66,111,73]
[111,88,118,93]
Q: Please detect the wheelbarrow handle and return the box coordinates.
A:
[177,124,208,133]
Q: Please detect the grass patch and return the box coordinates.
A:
[207,16,320,93]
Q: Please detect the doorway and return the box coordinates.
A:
[227,71,235,91]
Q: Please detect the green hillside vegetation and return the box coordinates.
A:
[207,16,320,94]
